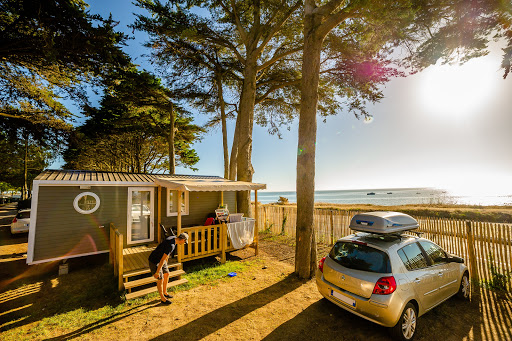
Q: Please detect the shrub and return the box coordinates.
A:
[277,196,289,205]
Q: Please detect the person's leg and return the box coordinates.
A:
[163,272,170,293]
[150,261,167,302]
[161,262,172,297]
[156,277,166,301]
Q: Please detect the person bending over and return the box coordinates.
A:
[148,233,189,304]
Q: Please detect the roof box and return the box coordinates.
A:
[349,211,419,234]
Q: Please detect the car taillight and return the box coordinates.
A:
[319,256,326,272]
[12,217,17,223]
[373,276,397,295]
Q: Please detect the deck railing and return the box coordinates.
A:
[181,224,235,262]
[109,223,124,291]
[108,220,257,289]
[253,204,512,292]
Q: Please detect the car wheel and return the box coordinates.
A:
[457,271,470,300]
[391,302,417,341]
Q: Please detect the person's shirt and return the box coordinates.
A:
[149,236,176,264]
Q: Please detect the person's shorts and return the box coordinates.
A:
[149,260,169,280]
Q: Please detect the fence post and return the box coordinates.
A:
[263,206,267,231]
[330,210,334,245]
[466,221,479,290]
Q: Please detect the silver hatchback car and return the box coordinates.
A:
[316,212,470,341]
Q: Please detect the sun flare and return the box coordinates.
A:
[417,58,499,119]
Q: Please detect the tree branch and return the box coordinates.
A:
[257,46,303,71]
[256,0,302,54]
[317,8,359,39]
[313,0,347,17]
[219,0,247,42]
[255,79,301,104]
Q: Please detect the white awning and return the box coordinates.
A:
[155,177,266,192]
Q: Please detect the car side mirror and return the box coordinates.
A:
[445,256,464,263]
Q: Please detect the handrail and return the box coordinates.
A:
[181,224,234,263]
[109,223,124,291]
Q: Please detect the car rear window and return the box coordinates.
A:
[16,211,30,219]
[329,241,391,273]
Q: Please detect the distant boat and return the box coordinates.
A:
[367,192,376,195]
[387,192,393,194]
[416,192,421,194]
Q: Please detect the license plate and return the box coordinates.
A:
[331,289,356,308]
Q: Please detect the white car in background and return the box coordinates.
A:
[131,204,150,222]
[11,209,31,235]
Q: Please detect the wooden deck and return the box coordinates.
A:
[110,222,257,299]
[122,245,182,277]
[118,244,185,300]
[123,245,155,275]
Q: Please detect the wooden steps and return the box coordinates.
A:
[125,278,188,300]
[123,268,151,279]
[123,260,181,279]
[123,259,187,300]
[124,269,185,289]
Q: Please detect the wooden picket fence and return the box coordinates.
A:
[252,204,512,292]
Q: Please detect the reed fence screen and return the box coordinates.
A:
[252,204,512,291]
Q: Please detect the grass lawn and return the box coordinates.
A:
[0,255,263,340]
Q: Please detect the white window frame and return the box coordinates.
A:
[127,187,155,245]
[167,189,189,216]
[73,192,100,214]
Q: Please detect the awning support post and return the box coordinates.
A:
[157,186,162,242]
[177,190,182,263]
[221,222,227,264]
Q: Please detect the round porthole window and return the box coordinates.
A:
[73,192,100,214]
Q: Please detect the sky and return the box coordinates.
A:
[62,0,512,195]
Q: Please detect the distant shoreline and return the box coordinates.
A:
[254,202,512,223]
[253,187,512,207]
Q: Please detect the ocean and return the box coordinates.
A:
[252,188,512,206]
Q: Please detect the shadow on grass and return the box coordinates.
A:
[475,286,512,341]
[150,274,305,341]
[45,303,155,341]
[0,254,124,332]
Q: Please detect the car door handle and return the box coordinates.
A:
[438,272,444,277]
[414,279,421,283]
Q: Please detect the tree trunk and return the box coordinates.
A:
[135,136,141,173]
[23,133,28,200]
[236,56,258,216]
[217,73,229,179]
[229,113,241,181]
[168,103,176,174]
[295,12,324,279]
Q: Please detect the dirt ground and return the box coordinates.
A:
[0,203,511,340]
